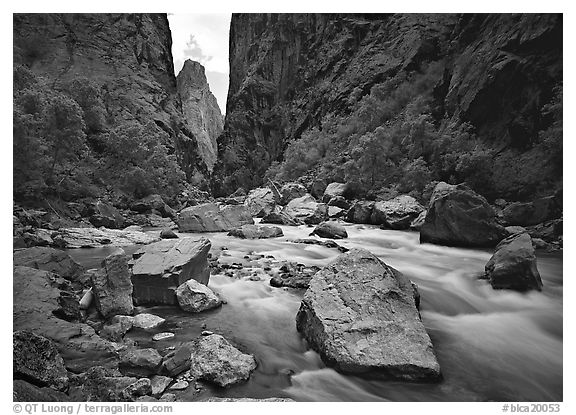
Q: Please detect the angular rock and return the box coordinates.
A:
[13,266,116,372]
[410,210,427,231]
[485,232,543,291]
[269,262,320,289]
[68,366,138,402]
[346,201,374,224]
[153,332,175,341]
[420,182,507,247]
[59,227,159,249]
[245,187,277,217]
[13,247,84,280]
[284,194,328,225]
[13,379,69,402]
[86,200,125,229]
[505,226,527,236]
[119,348,163,377]
[131,238,211,305]
[90,249,134,318]
[261,207,300,225]
[371,195,425,230]
[228,224,284,239]
[100,317,134,342]
[161,342,194,377]
[327,195,351,209]
[160,229,178,239]
[132,314,165,330]
[120,378,152,401]
[291,238,349,253]
[296,248,441,381]
[323,182,348,202]
[13,331,69,391]
[189,334,257,387]
[132,194,175,218]
[280,182,308,205]
[311,221,348,239]
[150,375,173,396]
[176,279,222,313]
[177,203,254,232]
[328,206,345,218]
[502,195,561,226]
[168,380,189,391]
[526,219,563,242]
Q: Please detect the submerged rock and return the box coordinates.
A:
[371,195,425,230]
[176,279,222,313]
[13,330,69,391]
[90,249,134,318]
[131,238,211,305]
[311,221,348,239]
[13,247,84,280]
[485,232,543,291]
[420,182,507,247]
[177,202,253,232]
[228,224,284,239]
[296,248,441,381]
[291,238,349,253]
[189,334,257,387]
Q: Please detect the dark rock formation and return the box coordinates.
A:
[13,13,208,188]
[90,249,134,318]
[502,195,562,226]
[131,194,175,218]
[189,334,257,387]
[131,238,211,305]
[213,14,562,200]
[85,201,125,229]
[177,59,224,171]
[228,224,284,239]
[420,182,507,247]
[485,232,543,291]
[177,203,254,232]
[371,195,425,230]
[13,247,84,280]
[346,201,374,224]
[311,221,348,239]
[296,248,441,381]
[13,380,69,402]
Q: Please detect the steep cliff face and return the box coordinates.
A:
[13,13,205,182]
[177,60,224,171]
[214,13,562,199]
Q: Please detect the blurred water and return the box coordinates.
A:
[68,222,563,401]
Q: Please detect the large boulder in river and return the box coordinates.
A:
[371,195,425,230]
[261,207,300,226]
[13,266,116,372]
[176,279,222,312]
[311,221,348,239]
[90,249,134,318]
[131,238,211,305]
[13,247,84,280]
[244,187,277,217]
[13,330,69,391]
[323,182,348,202]
[420,182,507,247]
[346,201,374,224]
[284,194,328,225]
[485,232,543,291]
[177,203,253,232]
[296,248,441,381]
[228,224,283,239]
[189,334,257,387]
[280,182,308,205]
[501,195,561,226]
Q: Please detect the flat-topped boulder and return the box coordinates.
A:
[13,247,84,280]
[371,195,425,230]
[420,182,507,247]
[244,187,277,217]
[177,203,253,232]
[485,232,543,291]
[296,248,441,381]
[284,194,328,225]
[228,224,284,239]
[131,238,211,305]
[58,227,159,248]
[13,266,116,372]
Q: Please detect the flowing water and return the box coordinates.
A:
[68,222,563,402]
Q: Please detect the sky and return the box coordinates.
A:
[167,14,231,114]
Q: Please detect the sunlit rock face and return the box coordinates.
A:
[177,59,224,172]
[214,13,562,198]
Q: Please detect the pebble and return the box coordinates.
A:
[201,330,214,336]
[169,380,189,391]
[152,332,175,341]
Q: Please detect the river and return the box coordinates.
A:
[67,221,563,402]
